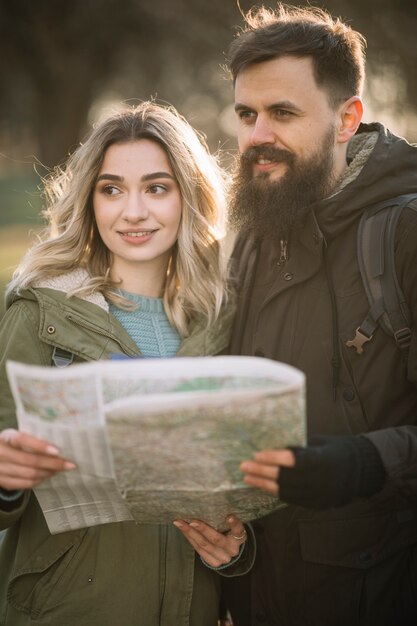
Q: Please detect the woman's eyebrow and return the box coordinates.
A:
[96,173,123,182]
[140,172,175,182]
[96,172,174,183]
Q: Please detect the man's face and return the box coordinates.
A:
[230,56,342,240]
[234,55,339,182]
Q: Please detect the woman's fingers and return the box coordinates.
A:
[226,515,247,542]
[173,519,233,566]
[173,515,247,568]
[0,445,75,472]
[1,429,59,455]
[0,429,76,490]
[178,526,231,567]
[0,471,57,491]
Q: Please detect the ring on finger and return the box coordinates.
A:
[0,431,13,445]
[231,530,247,541]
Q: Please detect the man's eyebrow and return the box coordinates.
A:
[234,101,303,113]
[96,171,175,183]
[267,101,303,113]
[234,103,253,113]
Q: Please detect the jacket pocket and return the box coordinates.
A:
[298,508,417,569]
[8,528,87,619]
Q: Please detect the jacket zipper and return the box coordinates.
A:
[277,239,288,266]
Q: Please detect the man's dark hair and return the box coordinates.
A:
[227,3,366,106]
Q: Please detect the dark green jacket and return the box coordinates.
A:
[0,273,252,626]
[227,124,417,626]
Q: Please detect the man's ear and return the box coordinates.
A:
[336,97,363,144]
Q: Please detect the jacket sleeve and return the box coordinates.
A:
[0,299,51,429]
[364,427,417,500]
[206,523,256,579]
[0,299,48,529]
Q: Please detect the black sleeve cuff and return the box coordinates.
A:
[278,434,386,510]
[355,435,386,497]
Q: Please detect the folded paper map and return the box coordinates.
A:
[6,356,305,534]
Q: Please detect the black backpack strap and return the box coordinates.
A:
[346,193,417,355]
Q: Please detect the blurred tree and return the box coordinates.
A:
[0,0,159,166]
[326,0,417,136]
[0,0,239,167]
[0,0,416,170]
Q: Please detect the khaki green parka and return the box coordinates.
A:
[0,272,252,626]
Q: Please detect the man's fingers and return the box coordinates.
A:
[240,460,279,480]
[240,449,296,479]
[243,474,279,496]
[254,449,296,466]
[239,449,297,497]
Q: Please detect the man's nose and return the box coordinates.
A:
[249,116,276,146]
[123,193,149,221]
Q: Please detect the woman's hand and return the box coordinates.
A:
[0,428,76,491]
[173,514,247,568]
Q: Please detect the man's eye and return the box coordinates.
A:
[274,109,293,118]
[238,110,256,121]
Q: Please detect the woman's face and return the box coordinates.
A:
[93,139,182,288]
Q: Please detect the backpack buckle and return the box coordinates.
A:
[394,327,412,350]
[346,327,374,355]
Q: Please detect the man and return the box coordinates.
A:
[223,4,417,626]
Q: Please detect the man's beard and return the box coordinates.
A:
[228,128,336,242]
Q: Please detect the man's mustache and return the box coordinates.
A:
[241,145,295,166]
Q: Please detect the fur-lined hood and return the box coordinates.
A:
[316,122,417,238]
[33,268,109,311]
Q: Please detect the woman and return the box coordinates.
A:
[0,102,251,626]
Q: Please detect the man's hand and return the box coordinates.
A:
[240,449,296,496]
[0,428,76,491]
[173,515,247,568]
[239,435,385,509]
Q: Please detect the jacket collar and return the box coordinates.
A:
[315,123,417,240]
[9,274,232,359]
[32,268,109,311]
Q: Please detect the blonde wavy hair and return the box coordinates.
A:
[9,102,228,336]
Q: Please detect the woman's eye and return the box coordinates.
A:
[102,185,120,196]
[148,184,167,194]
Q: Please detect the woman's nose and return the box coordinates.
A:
[123,193,149,221]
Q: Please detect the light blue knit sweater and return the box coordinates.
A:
[109,291,180,357]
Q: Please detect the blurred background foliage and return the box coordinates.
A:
[0,0,416,316]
